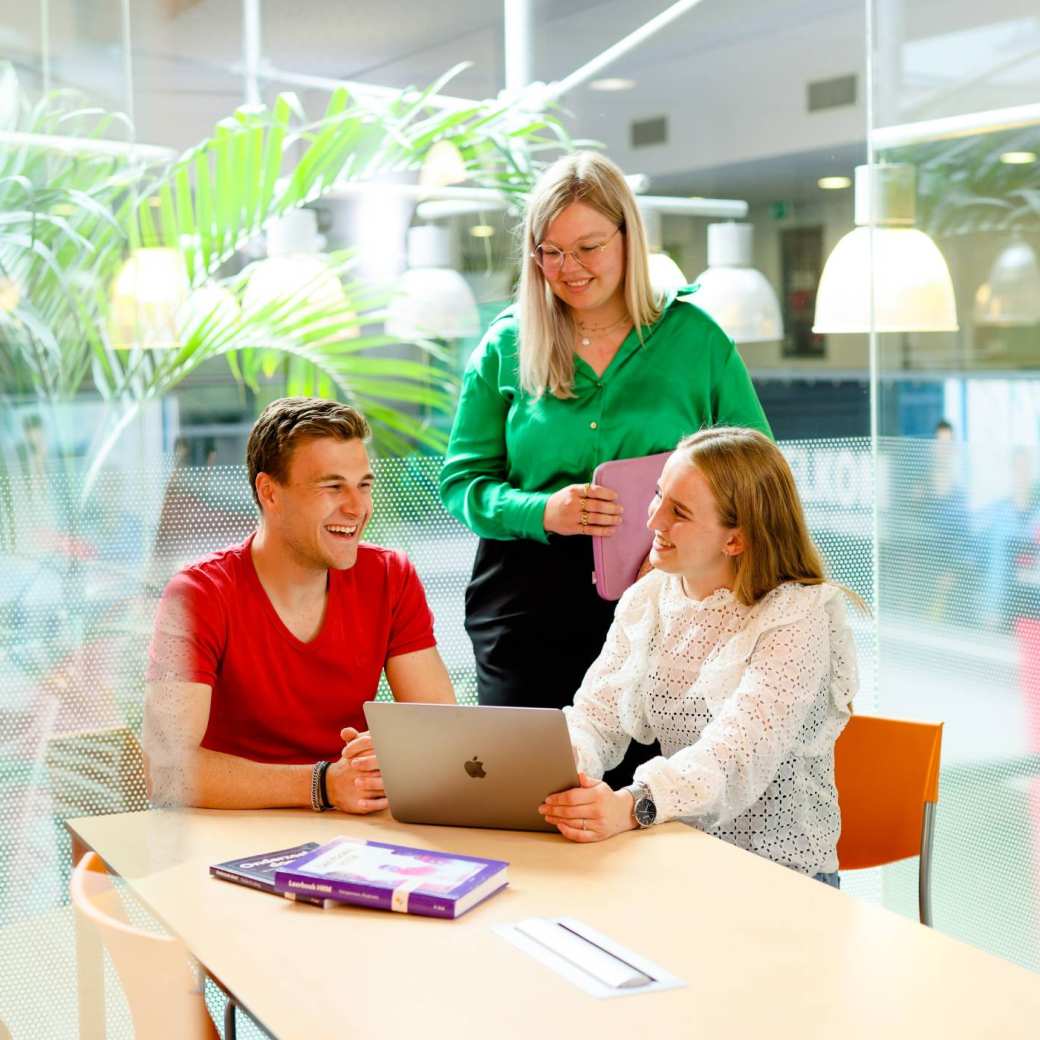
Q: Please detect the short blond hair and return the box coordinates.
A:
[517,152,661,398]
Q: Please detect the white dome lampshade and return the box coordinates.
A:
[974,235,1040,326]
[640,206,688,297]
[648,252,688,295]
[420,140,468,189]
[242,209,357,338]
[813,164,958,334]
[175,284,239,341]
[109,247,191,349]
[386,226,480,340]
[693,223,782,343]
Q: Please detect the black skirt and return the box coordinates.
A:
[464,534,660,788]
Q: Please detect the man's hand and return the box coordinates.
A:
[538,772,637,842]
[326,727,388,814]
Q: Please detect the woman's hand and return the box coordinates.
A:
[544,483,622,537]
[538,772,637,842]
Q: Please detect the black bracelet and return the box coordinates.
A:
[317,759,333,810]
[310,760,330,812]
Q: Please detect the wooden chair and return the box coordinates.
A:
[69,851,218,1039]
[835,714,944,926]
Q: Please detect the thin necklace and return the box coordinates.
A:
[575,312,630,347]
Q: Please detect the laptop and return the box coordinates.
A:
[363,703,579,832]
[592,451,672,601]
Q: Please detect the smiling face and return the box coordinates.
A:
[538,201,626,319]
[647,453,744,599]
[257,435,373,572]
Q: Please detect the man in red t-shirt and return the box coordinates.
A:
[144,397,455,813]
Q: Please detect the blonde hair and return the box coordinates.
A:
[517,152,662,398]
[676,427,835,608]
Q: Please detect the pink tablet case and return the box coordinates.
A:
[591,451,671,601]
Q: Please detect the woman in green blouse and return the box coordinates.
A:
[440,151,771,786]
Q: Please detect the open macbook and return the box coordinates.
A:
[363,703,579,832]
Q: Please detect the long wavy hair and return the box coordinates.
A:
[517,152,661,399]
[676,427,835,607]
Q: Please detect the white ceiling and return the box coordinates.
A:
[3,0,1039,200]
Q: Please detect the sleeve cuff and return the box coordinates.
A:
[505,490,552,543]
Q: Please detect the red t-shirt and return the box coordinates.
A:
[146,535,436,764]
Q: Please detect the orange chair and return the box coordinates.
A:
[834,714,943,927]
[70,851,219,1039]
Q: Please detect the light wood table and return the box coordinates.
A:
[69,808,1040,1040]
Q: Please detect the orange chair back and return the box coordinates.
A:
[835,715,943,870]
[70,852,219,1040]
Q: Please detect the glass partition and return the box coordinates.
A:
[868,0,1040,969]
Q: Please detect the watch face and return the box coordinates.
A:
[634,797,656,827]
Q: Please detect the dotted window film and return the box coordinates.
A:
[0,438,1035,1036]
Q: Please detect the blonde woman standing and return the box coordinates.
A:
[540,428,858,888]
[440,153,771,787]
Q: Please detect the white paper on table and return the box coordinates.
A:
[495,916,685,999]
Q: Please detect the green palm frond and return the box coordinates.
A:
[1,59,574,476]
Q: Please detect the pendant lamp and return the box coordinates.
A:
[693,223,783,343]
[385,226,480,340]
[813,164,957,333]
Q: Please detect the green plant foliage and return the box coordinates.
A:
[886,126,1040,237]
[0,61,573,469]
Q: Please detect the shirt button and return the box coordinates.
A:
[590,421,598,430]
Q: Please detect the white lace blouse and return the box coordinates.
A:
[563,571,858,875]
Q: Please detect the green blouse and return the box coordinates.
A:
[439,287,772,544]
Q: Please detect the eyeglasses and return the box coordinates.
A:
[531,226,622,275]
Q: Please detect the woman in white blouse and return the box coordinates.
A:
[539,426,858,886]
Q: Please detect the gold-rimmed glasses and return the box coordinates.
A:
[531,225,622,275]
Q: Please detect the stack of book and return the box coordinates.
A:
[211,836,508,920]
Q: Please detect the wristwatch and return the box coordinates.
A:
[625,781,657,828]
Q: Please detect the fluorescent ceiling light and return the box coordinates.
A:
[589,77,636,92]
[813,164,957,334]
[817,176,852,190]
[469,225,495,238]
[999,151,1037,165]
[693,223,783,344]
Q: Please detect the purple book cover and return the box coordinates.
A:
[210,841,325,906]
[274,837,508,919]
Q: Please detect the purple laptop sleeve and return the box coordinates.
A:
[591,452,671,601]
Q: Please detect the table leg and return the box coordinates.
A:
[70,835,105,1040]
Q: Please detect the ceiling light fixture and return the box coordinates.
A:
[109,248,192,350]
[813,164,958,334]
[469,225,495,238]
[817,176,852,190]
[693,223,783,343]
[974,234,1040,326]
[243,209,357,337]
[640,207,687,297]
[386,226,480,341]
[589,77,636,92]
[999,151,1038,165]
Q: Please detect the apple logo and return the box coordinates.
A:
[464,756,486,779]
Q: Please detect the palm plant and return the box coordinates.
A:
[0,62,573,479]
